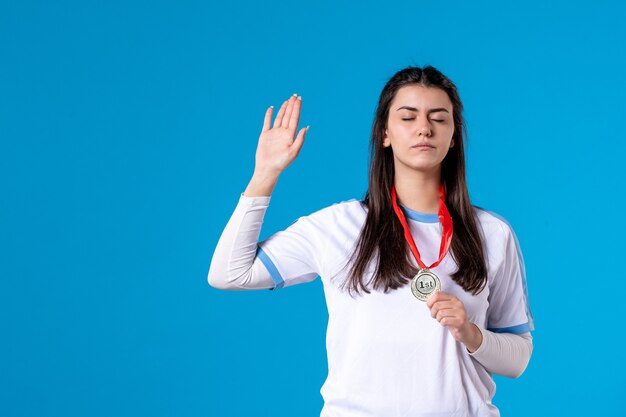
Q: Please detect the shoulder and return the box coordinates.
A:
[472,206,518,246]
[324,198,368,217]
[292,197,367,226]
[309,198,367,217]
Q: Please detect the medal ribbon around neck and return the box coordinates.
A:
[391,183,454,271]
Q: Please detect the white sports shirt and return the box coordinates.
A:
[210,194,534,417]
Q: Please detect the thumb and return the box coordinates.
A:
[291,125,309,156]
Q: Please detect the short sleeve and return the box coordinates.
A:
[486,220,535,334]
[257,208,328,291]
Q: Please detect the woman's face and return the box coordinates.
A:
[383,84,455,176]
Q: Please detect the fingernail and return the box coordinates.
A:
[297,95,302,100]
[306,125,310,130]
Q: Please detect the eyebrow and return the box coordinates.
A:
[396,106,450,114]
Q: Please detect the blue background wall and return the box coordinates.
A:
[2,0,625,415]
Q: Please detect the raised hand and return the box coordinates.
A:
[254,93,309,177]
[242,94,310,197]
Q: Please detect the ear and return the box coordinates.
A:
[450,140,454,148]
[383,129,390,147]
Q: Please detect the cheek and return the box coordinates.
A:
[438,141,454,159]
[441,127,455,145]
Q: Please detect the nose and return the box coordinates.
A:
[418,122,431,137]
[416,115,432,136]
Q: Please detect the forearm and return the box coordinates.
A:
[467,326,533,378]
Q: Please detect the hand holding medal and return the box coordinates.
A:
[426,291,483,352]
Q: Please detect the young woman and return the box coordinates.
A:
[208,65,534,417]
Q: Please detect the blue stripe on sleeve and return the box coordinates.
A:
[488,322,531,334]
[256,246,285,290]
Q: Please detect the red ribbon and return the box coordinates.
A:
[391,183,454,270]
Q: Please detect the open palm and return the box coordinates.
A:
[255,94,309,176]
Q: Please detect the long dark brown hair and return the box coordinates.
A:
[337,65,488,296]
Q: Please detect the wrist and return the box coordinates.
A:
[252,168,281,182]
[463,323,483,353]
[244,170,280,197]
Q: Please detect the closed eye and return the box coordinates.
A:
[401,118,445,123]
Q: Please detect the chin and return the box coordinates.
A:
[402,164,442,175]
[394,156,444,173]
[409,159,443,169]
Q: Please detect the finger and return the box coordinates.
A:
[430,301,455,318]
[435,309,446,321]
[435,308,457,322]
[290,125,309,156]
[442,315,465,329]
[440,316,457,328]
[262,105,273,132]
[273,100,289,128]
[281,94,297,128]
[288,95,302,131]
[426,291,452,308]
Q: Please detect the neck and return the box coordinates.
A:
[394,169,441,214]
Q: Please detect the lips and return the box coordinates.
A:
[412,143,434,148]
